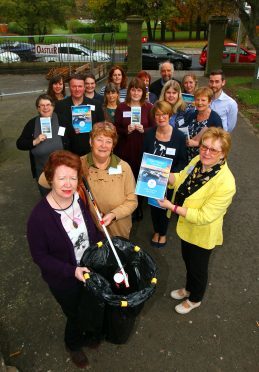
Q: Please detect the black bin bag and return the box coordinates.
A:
[79,236,158,344]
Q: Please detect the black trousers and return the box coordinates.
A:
[150,188,173,236]
[150,205,170,236]
[49,284,84,351]
[181,240,212,302]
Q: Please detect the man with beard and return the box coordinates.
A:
[55,74,104,156]
[149,61,180,98]
[209,70,238,132]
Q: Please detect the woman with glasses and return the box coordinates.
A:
[159,127,236,314]
[114,77,155,220]
[16,94,70,196]
[144,101,188,247]
[183,87,222,161]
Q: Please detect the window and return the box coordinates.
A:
[151,45,169,55]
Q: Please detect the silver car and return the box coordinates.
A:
[0,48,20,63]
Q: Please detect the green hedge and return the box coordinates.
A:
[8,22,26,35]
[67,20,119,34]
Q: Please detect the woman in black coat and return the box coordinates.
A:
[143,101,188,247]
[16,94,70,196]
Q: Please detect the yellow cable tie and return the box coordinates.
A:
[121,300,128,307]
[134,245,141,252]
[151,277,157,284]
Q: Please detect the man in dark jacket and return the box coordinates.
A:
[150,61,180,98]
[55,74,104,156]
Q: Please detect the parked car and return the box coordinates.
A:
[199,42,256,67]
[0,48,20,63]
[125,42,192,70]
[0,42,36,62]
[36,43,111,63]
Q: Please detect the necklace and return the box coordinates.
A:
[51,193,78,228]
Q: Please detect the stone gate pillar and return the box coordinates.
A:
[205,16,228,75]
[126,15,144,76]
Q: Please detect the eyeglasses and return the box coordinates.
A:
[38,104,52,108]
[200,143,222,155]
[155,113,169,118]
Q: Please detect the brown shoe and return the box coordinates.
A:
[66,347,89,368]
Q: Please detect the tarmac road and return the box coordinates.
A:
[0,73,258,372]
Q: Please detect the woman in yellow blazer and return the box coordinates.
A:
[159,127,236,314]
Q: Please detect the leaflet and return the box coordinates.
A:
[71,105,92,133]
[182,93,195,103]
[148,197,166,210]
[131,106,141,126]
[135,153,173,199]
[40,117,52,138]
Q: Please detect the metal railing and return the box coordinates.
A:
[0,33,127,65]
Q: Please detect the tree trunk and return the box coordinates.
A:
[153,20,158,41]
[189,15,193,40]
[171,30,175,41]
[160,21,166,41]
[146,20,153,41]
[196,15,201,40]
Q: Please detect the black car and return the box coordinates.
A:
[0,42,37,62]
[125,42,192,70]
[142,43,192,70]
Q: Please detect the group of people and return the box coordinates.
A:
[17,62,237,369]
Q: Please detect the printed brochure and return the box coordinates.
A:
[182,93,195,103]
[40,117,52,138]
[135,153,173,199]
[71,105,92,133]
[131,106,141,125]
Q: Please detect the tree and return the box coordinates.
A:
[234,0,259,88]
[173,0,234,40]
[0,0,74,40]
[87,0,177,41]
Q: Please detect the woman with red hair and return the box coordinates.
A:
[99,65,127,102]
[27,150,103,368]
[136,70,157,104]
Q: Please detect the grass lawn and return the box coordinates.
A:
[227,77,259,106]
[226,76,259,130]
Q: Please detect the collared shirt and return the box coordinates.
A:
[210,90,238,132]
[87,152,120,169]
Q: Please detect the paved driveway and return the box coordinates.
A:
[0,73,258,372]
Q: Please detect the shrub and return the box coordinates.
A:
[8,22,26,35]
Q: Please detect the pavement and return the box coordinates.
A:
[0,72,258,372]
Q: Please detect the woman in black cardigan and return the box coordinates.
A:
[143,101,188,247]
[16,94,70,196]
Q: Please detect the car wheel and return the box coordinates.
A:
[173,60,184,70]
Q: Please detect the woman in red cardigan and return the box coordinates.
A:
[114,78,155,219]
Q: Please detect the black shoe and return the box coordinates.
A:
[66,347,89,368]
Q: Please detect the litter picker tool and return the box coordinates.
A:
[82,176,129,288]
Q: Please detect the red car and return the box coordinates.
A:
[199,42,256,67]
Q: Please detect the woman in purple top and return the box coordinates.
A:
[27,150,102,369]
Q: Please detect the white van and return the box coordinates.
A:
[36,43,111,63]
